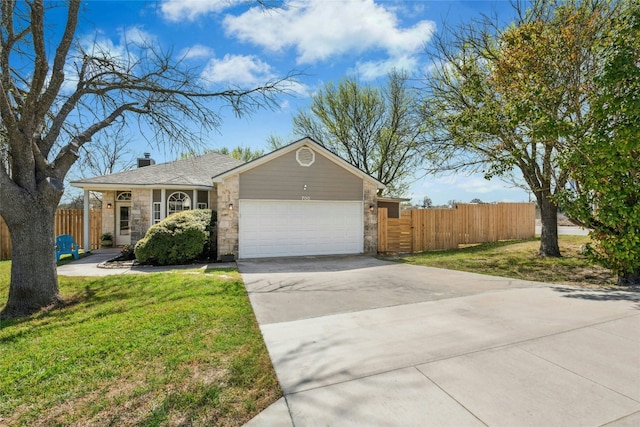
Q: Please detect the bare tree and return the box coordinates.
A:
[78,124,135,177]
[0,0,294,318]
[274,70,428,196]
[58,125,135,207]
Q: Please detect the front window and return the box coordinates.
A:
[153,202,161,224]
[168,192,191,215]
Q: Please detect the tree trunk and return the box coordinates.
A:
[1,206,62,318]
[538,193,561,257]
[618,269,640,286]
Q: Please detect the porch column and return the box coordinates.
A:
[83,189,90,252]
[160,189,166,220]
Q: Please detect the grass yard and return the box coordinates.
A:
[0,262,280,426]
[393,235,619,288]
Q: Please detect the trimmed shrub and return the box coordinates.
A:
[134,209,214,265]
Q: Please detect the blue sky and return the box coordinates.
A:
[64,0,530,205]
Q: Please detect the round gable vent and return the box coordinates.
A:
[296,146,315,167]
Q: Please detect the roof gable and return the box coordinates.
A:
[212,137,385,189]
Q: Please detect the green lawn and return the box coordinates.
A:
[392,236,618,288]
[0,262,280,426]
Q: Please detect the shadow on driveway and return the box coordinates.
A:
[552,286,640,309]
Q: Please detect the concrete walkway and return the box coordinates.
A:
[240,256,640,427]
[56,249,234,276]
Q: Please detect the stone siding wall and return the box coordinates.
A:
[131,189,151,244]
[363,180,379,254]
[216,175,239,259]
[101,191,115,236]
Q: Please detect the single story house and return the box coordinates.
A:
[72,137,394,259]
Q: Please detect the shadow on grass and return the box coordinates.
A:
[0,273,245,344]
[385,238,539,261]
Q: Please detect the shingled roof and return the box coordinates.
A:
[71,151,244,190]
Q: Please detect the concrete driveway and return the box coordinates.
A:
[240,255,640,427]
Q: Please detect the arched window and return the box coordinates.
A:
[116,191,131,201]
[168,192,191,215]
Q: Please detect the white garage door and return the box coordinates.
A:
[239,200,363,258]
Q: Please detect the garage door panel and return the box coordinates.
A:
[239,200,363,258]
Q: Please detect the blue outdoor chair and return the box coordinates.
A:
[55,234,80,262]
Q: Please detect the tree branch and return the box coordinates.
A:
[37,0,80,123]
[52,102,139,178]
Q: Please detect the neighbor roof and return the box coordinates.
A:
[71,151,244,190]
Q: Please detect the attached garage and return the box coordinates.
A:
[72,137,382,259]
[214,137,384,259]
[238,200,363,258]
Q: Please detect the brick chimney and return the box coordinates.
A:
[137,152,155,168]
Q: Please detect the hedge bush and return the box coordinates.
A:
[134,209,215,265]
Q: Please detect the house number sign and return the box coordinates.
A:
[301,196,311,200]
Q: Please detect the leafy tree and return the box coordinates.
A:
[421,0,615,256]
[0,0,292,318]
[278,70,427,196]
[558,2,640,285]
[180,145,265,162]
[470,198,484,204]
[213,146,265,162]
[422,195,433,208]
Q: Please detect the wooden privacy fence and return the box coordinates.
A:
[378,203,535,254]
[0,209,102,260]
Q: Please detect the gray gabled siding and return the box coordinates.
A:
[239,147,363,201]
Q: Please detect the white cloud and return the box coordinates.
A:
[352,54,419,81]
[61,27,156,93]
[119,26,156,46]
[78,26,155,63]
[161,0,243,22]
[199,54,310,98]
[454,176,514,195]
[200,54,275,86]
[279,79,311,97]
[179,44,215,60]
[79,33,126,60]
[223,0,436,66]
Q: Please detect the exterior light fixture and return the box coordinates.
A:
[369,205,375,212]
[107,203,112,209]
[228,203,234,210]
